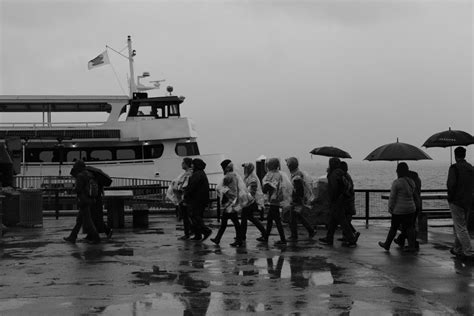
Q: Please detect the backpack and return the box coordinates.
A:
[87,175,100,199]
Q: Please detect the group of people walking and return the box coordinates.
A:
[168,156,361,248]
[64,146,474,261]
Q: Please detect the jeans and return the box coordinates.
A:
[326,199,355,242]
[214,212,243,243]
[383,213,416,248]
[68,203,99,241]
[179,203,193,236]
[190,204,211,238]
[241,202,266,239]
[266,205,286,241]
[289,205,314,237]
[450,203,473,256]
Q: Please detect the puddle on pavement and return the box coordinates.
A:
[71,248,134,260]
[92,292,270,315]
[0,298,35,312]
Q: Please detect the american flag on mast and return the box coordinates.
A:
[87,50,110,70]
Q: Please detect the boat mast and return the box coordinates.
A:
[128,35,137,97]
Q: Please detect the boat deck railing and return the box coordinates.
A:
[0,122,104,129]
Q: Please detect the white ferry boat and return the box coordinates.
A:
[0,37,224,184]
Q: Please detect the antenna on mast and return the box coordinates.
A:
[127,35,137,97]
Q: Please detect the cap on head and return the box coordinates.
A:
[220,159,232,172]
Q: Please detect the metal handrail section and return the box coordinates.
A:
[12,175,446,225]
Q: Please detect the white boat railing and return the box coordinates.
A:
[0,122,105,129]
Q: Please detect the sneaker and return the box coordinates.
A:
[202,230,212,241]
[378,241,389,251]
[63,236,76,244]
[319,237,333,246]
[106,229,113,240]
[274,240,287,245]
[256,236,268,242]
[178,235,191,240]
[210,238,220,245]
[309,230,316,239]
[191,235,202,241]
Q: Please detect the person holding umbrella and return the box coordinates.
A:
[446,147,474,259]
[378,162,417,252]
[319,157,357,247]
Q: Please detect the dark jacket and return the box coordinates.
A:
[184,159,210,208]
[447,159,473,210]
[70,160,94,206]
[290,170,305,205]
[327,168,345,203]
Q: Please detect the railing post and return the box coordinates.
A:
[365,191,370,228]
[55,189,60,220]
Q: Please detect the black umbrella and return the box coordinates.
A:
[364,139,432,162]
[310,146,352,159]
[86,166,113,187]
[423,127,474,164]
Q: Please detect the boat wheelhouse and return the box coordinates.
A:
[0,93,224,183]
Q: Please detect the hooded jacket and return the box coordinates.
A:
[70,160,94,206]
[184,158,210,207]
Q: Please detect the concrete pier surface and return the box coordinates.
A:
[0,215,473,315]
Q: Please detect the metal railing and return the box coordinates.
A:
[12,175,447,224]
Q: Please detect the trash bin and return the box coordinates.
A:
[132,203,149,228]
[2,191,20,227]
[18,189,43,227]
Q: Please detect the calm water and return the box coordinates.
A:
[298,160,450,190]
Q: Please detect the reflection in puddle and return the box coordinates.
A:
[96,292,269,315]
[309,271,334,286]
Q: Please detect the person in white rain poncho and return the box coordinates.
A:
[285,157,316,241]
[211,159,246,247]
[261,158,293,245]
[166,158,194,240]
[242,162,267,241]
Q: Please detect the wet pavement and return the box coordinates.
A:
[0,215,473,315]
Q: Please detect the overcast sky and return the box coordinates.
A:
[0,0,472,164]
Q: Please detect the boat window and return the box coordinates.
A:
[143,144,164,159]
[90,149,112,161]
[39,150,54,163]
[67,150,87,162]
[175,142,200,156]
[169,104,179,116]
[116,149,136,160]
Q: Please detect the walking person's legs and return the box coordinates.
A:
[229,212,243,247]
[211,213,229,244]
[450,203,474,257]
[379,214,402,251]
